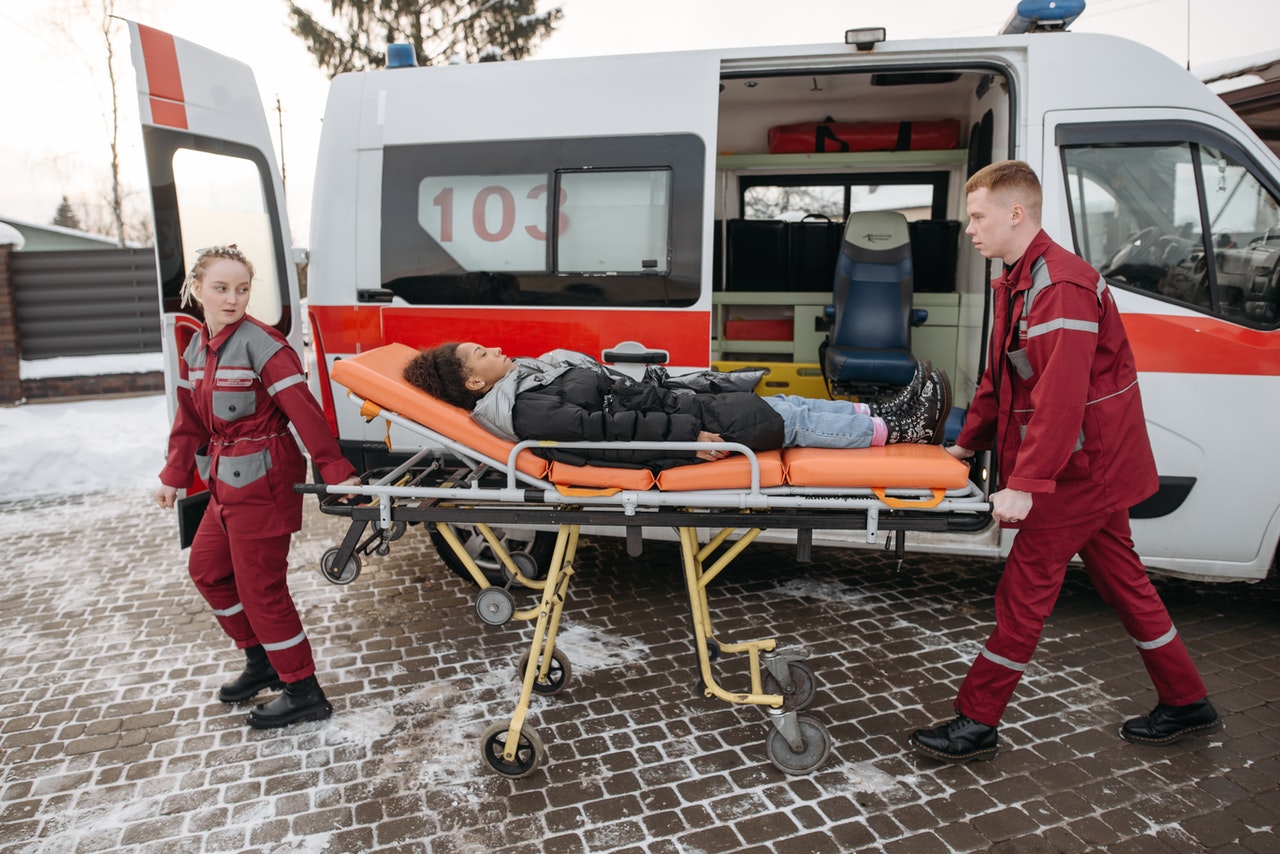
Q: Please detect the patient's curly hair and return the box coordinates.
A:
[404,343,479,410]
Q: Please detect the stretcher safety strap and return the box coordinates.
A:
[1132,625,1177,651]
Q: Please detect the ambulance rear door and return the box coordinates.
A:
[127,22,302,544]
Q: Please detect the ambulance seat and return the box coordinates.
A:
[821,210,924,398]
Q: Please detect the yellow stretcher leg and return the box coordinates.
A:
[479,524,578,778]
[677,525,833,775]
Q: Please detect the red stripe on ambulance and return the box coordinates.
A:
[1126,313,1280,376]
[136,24,188,129]
[309,305,713,366]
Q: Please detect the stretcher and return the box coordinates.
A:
[301,343,991,777]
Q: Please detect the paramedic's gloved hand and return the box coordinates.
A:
[991,488,1032,525]
[695,431,727,461]
[154,484,178,509]
[947,443,975,461]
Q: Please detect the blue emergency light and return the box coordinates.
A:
[1001,0,1086,34]
[386,43,418,68]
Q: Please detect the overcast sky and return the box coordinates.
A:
[1,0,1276,243]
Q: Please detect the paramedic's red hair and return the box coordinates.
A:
[965,160,1043,223]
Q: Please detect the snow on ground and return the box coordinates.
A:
[19,352,163,380]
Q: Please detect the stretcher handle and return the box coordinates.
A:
[871,487,946,509]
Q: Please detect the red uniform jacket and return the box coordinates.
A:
[957,230,1158,529]
[159,315,356,538]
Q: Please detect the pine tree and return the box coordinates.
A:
[287,0,563,78]
[51,196,84,232]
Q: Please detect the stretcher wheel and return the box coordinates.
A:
[475,587,516,626]
[517,648,572,695]
[481,720,544,778]
[319,548,361,585]
[762,661,817,711]
[765,715,831,776]
[386,520,407,542]
[503,551,541,584]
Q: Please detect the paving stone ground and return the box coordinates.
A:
[1,487,1277,853]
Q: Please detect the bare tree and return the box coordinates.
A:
[287,0,563,77]
[50,0,133,246]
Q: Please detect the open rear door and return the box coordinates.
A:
[127,21,301,545]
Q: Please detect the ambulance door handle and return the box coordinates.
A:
[603,348,669,365]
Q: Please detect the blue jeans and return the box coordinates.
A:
[763,395,875,449]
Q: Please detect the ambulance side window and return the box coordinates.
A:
[1063,136,1280,328]
[380,135,701,308]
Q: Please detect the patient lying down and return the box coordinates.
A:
[404,342,951,472]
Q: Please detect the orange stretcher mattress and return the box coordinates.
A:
[329,344,970,492]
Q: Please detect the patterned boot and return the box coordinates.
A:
[881,369,951,444]
[869,357,933,418]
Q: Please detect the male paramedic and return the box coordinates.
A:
[909,160,1218,763]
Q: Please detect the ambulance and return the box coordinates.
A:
[128,1,1280,583]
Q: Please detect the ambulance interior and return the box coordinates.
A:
[710,65,1009,418]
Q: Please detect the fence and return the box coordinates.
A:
[0,246,163,402]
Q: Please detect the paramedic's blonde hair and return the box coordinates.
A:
[181,244,255,308]
[965,160,1043,223]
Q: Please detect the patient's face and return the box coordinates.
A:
[460,342,515,393]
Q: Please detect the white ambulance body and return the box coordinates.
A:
[129,12,1280,582]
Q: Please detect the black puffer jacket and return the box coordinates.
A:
[511,366,784,471]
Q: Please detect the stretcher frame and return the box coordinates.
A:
[303,346,991,777]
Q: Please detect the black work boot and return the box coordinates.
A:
[218,645,283,704]
[910,714,999,762]
[1120,698,1220,745]
[869,358,933,418]
[882,369,951,444]
[246,675,333,729]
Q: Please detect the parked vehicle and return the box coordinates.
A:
[129,1,1280,581]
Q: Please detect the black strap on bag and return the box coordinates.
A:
[814,117,849,153]
[895,121,913,151]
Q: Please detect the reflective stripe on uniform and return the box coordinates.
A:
[1026,317,1099,339]
[211,602,244,617]
[266,374,306,396]
[981,646,1029,672]
[1133,624,1178,651]
[215,368,256,382]
[177,377,193,391]
[262,630,307,652]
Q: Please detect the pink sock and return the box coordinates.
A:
[871,417,888,446]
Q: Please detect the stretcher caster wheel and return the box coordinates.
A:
[386,520,407,541]
[502,551,541,584]
[320,548,361,585]
[517,648,572,695]
[481,720,544,778]
[475,587,516,626]
[765,714,831,776]
[762,661,817,711]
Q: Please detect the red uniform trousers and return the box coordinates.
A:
[956,507,1206,726]
[188,501,315,683]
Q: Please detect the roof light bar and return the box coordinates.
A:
[1001,0,1086,35]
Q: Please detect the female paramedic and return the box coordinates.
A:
[153,245,360,730]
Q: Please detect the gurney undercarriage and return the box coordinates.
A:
[301,344,991,777]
